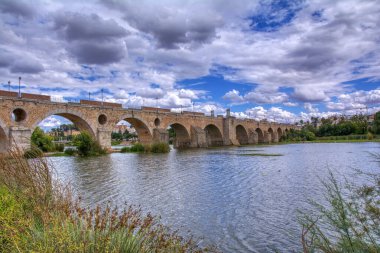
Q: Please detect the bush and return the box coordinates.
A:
[150,142,170,153]
[120,146,130,153]
[24,147,44,158]
[31,127,55,152]
[130,143,145,152]
[64,148,77,156]
[367,132,374,140]
[73,132,106,156]
[111,140,122,146]
[54,143,65,152]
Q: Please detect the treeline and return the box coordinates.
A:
[111,129,137,141]
[283,112,380,141]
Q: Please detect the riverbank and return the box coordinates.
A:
[0,151,214,252]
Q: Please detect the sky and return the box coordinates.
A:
[0,0,380,128]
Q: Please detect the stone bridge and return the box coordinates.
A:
[0,90,297,153]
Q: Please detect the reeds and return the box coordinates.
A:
[0,148,216,252]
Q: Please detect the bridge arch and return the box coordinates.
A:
[168,123,191,148]
[32,110,96,138]
[236,124,249,145]
[268,127,275,142]
[204,124,223,147]
[119,116,153,144]
[255,128,264,143]
[277,128,283,141]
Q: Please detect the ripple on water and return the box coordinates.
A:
[50,142,380,252]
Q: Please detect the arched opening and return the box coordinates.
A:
[32,113,96,152]
[236,125,248,145]
[255,128,264,143]
[277,128,283,141]
[0,126,8,153]
[12,108,27,122]
[118,118,152,145]
[98,114,107,125]
[268,128,275,142]
[204,124,223,147]
[168,123,191,149]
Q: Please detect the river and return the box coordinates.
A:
[49,142,379,253]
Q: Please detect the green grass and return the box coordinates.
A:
[45,152,71,157]
[121,142,170,154]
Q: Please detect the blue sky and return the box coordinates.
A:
[0,0,379,128]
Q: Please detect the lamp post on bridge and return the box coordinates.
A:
[101,89,104,107]
[18,77,21,98]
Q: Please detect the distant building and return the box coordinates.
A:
[112,124,136,134]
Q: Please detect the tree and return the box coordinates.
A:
[372,111,380,134]
[31,127,55,152]
[73,132,105,156]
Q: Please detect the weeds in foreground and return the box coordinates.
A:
[299,166,380,253]
[0,149,216,252]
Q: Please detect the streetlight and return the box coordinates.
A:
[8,81,10,92]
[88,92,91,100]
[101,89,104,106]
[18,77,21,98]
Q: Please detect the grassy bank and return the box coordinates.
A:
[0,150,214,252]
[121,142,170,154]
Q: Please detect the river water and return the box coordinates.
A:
[49,142,379,253]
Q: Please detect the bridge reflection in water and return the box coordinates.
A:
[0,90,295,153]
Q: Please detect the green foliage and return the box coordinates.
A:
[120,146,130,153]
[282,129,316,141]
[64,148,77,156]
[112,129,138,141]
[54,143,65,152]
[24,147,44,158]
[73,132,106,156]
[150,142,170,153]
[122,142,170,153]
[373,111,380,134]
[0,150,214,253]
[31,127,55,152]
[111,140,122,146]
[129,143,145,152]
[300,168,380,252]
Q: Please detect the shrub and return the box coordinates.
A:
[130,143,145,152]
[64,148,77,156]
[120,146,130,153]
[150,142,170,153]
[73,132,106,156]
[31,127,55,152]
[54,143,65,152]
[24,147,44,158]
[367,132,374,140]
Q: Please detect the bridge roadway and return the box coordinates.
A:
[0,90,296,153]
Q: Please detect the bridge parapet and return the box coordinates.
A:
[0,92,297,152]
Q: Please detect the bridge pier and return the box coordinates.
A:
[247,128,257,144]
[190,126,207,148]
[153,128,169,144]
[97,128,112,149]
[9,126,32,151]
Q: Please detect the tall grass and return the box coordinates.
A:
[299,167,380,252]
[0,148,216,252]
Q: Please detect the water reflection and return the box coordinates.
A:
[49,142,379,253]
